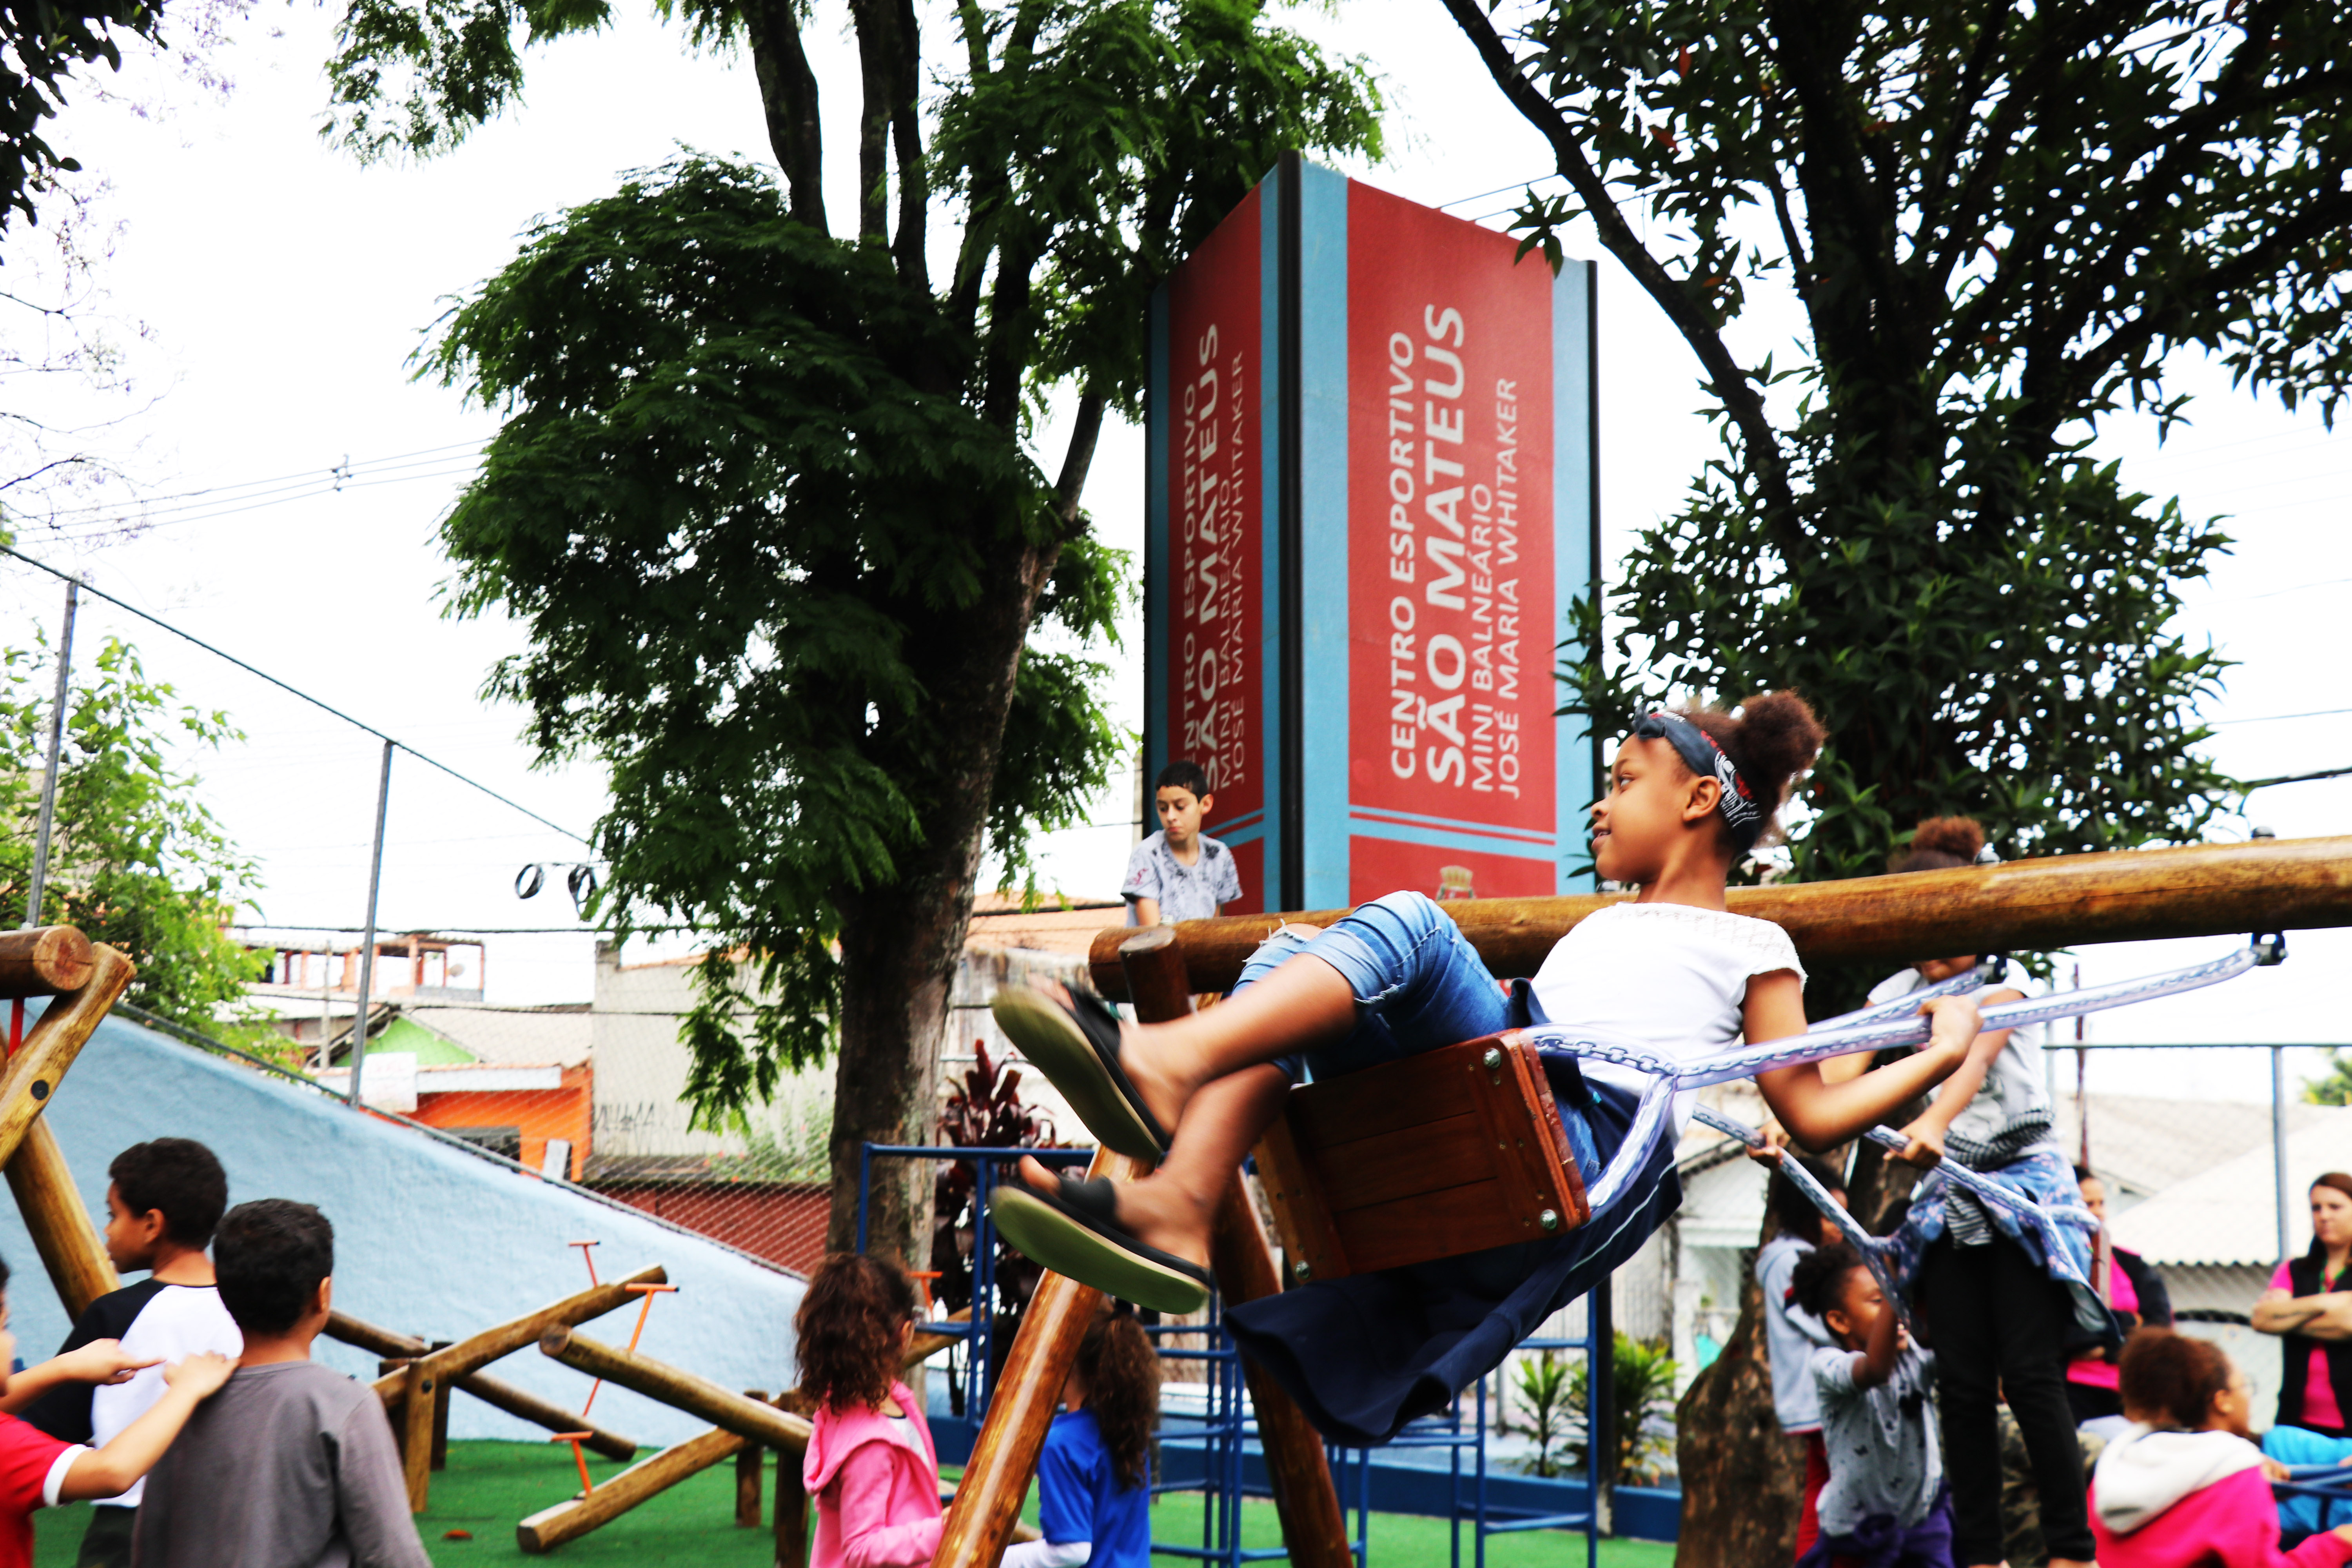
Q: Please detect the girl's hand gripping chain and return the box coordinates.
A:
[1886,994,1999,1169]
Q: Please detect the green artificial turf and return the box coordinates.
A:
[35,1443,1678,1568]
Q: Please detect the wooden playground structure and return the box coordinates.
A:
[0,835,2349,1562]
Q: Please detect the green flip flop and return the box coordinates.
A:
[988,1178,1210,1316]
[991,986,1172,1159]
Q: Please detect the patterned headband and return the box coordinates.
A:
[1631,711,1764,850]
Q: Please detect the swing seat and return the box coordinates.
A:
[1254,1034,1590,1283]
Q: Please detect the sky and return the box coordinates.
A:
[5,0,2346,1104]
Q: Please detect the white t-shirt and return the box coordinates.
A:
[91,1283,244,1506]
[1529,902,1806,1131]
[1865,963,2054,1155]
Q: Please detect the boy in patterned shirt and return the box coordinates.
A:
[1120,761,1241,926]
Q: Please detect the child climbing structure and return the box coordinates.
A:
[938,834,2352,1568]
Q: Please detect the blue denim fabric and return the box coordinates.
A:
[1239,891,1516,1084]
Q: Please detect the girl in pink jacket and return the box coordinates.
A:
[2092,1329,2352,1568]
[798,1255,943,1568]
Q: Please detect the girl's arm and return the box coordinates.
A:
[1853,1305,1905,1392]
[58,1353,234,1501]
[833,1446,944,1568]
[1749,975,1997,1156]
[0,1339,158,1414]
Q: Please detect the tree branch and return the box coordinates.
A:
[849,0,896,242]
[888,0,927,289]
[1053,387,1105,530]
[742,0,827,231]
[1434,0,1801,545]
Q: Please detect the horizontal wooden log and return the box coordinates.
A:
[369,1265,666,1403]
[519,1423,742,1553]
[0,927,94,999]
[0,946,133,1171]
[539,1328,813,1452]
[1088,835,2352,997]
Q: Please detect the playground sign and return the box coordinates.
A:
[1145,154,1600,912]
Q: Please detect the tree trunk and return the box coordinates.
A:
[1673,1230,1803,1568]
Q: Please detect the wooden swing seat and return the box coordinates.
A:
[1252,1033,1590,1283]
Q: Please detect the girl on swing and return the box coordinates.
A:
[991,693,2013,1446]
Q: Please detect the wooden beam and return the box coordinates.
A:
[775,1446,809,1568]
[332,1312,637,1461]
[0,927,94,998]
[0,945,133,1169]
[368,1265,668,1403]
[6,1120,118,1316]
[1087,835,2352,997]
[538,1328,813,1451]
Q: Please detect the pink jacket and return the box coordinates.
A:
[2092,1465,2352,1568]
[803,1381,943,1568]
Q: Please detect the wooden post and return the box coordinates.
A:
[737,1391,767,1527]
[1088,834,2352,996]
[401,1360,436,1512]
[775,1448,808,1568]
[1120,926,1354,1568]
[5,1120,118,1316]
[332,1311,637,1461]
[430,1340,452,1472]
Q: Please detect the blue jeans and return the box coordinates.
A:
[1240,891,1517,1084]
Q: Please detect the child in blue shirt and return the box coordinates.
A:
[1007,1310,1157,1568]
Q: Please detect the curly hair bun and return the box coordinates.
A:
[1911,817,1985,861]
[1891,815,1986,875]
[1684,690,1826,846]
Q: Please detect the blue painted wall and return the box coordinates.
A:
[0,1015,808,1447]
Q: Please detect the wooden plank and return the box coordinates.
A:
[1287,1056,1479,1146]
[1334,1180,1579,1274]
[775,1448,808,1568]
[1314,1112,1491,1211]
[368,1265,667,1402]
[0,945,132,1171]
[0,927,94,999]
[5,1119,119,1316]
[430,1340,452,1471]
[539,1328,813,1451]
[1088,834,2352,996]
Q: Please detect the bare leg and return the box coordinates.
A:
[1033,950,1356,1134]
[1022,1063,1290,1269]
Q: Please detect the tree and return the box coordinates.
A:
[358,0,1380,1260]
[1435,2,2351,966]
[0,632,263,1026]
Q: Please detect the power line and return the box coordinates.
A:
[2212,706,2352,726]
[2242,763,2352,791]
[33,439,489,520]
[0,542,595,848]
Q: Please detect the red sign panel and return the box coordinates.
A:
[1159,184,1267,911]
[1343,183,1557,903]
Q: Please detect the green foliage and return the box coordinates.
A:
[2306,1051,2352,1109]
[1440,2,2350,994]
[410,0,1382,1135]
[0,634,262,1027]
[1565,1332,1679,1487]
[1510,1348,1574,1478]
[0,0,167,233]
